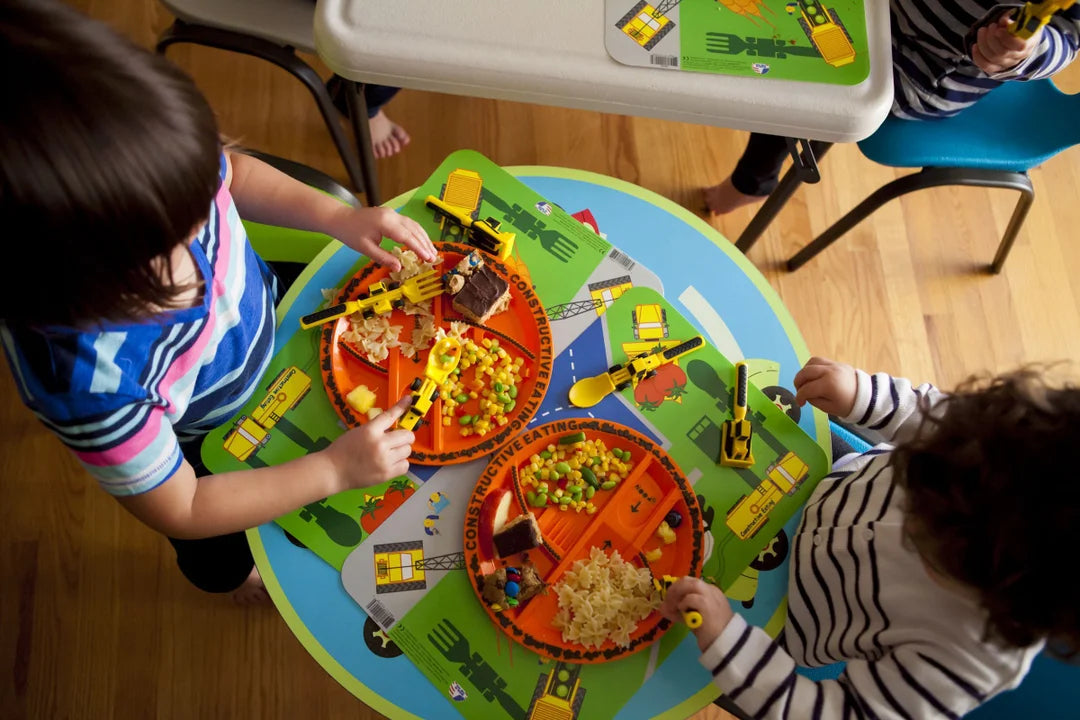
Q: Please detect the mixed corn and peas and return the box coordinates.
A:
[439,338,527,437]
[518,432,635,514]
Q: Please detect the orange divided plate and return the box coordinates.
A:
[319,242,552,464]
[464,418,705,663]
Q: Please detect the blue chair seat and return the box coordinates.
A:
[860,80,1080,172]
[735,79,1080,274]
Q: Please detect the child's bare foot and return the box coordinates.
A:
[369,109,411,159]
[232,565,271,606]
[703,178,761,215]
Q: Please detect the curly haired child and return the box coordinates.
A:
[662,357,1080,718]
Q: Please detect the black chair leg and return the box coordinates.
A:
[735,142,833,254]
[156,20,375,202]
[787,167,1034,272]
[343,81,381,207]
[990,178,1034,274]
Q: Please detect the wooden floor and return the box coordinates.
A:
[4,2,1080,718]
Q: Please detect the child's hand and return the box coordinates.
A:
[793,356,858,416]
[323,395,415,490]
[660,577,734,652]
[972,14,1040,74]
[333,206,438,272]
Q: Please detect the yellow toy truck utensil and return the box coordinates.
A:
[424,195,516,261]
[299,269,445,330]
[568,336,704,408]
[652,575,703,629]
[1010,0,1076,39]
[720,361,755,468]
[399,336,463,431]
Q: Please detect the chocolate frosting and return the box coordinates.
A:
[454,265,509,318]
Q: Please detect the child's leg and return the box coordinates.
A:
[167,532,255,594]
[170,442,263,601]
[325,78,411,160]
[704,133,791,215]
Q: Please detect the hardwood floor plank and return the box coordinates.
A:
[4,3,1080,719]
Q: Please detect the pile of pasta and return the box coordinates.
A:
[338,248,445,362]
[551,546,659,648]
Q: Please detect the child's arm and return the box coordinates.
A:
[794,357,945,445]
[970,6,1080,78]
[661,578,984,719]
[116,397,414,539]
[225,152,437,272]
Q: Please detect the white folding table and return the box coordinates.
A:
[314,0,893,144]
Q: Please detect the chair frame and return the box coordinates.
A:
[735,142,1035,274]
[156,18,381,206]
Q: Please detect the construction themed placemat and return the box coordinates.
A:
[605,0,870,85]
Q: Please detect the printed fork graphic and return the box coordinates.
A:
[428,620,472,664]
[704,32,820,59]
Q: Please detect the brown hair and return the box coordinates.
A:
[0,0,221,328]
[893,368,1080,658]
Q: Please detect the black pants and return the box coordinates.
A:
[325,76,401,120]
[732,133,830,197]
[165,260,302,594]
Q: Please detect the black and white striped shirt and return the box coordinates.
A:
[890,1,1080,118]
[701,370,1042,719]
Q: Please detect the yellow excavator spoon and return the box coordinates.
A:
[568,336,704,408]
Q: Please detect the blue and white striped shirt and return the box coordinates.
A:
[891,1,1080,118]
[700,371,1041,719]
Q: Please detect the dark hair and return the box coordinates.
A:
[893,368,1080,658]
[0,0,221,327]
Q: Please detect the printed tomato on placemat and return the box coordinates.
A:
[464,418,704,662]
[319,241,552,465]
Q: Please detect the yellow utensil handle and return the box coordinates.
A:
[733,361,749,421]
[299,301,353,329]
[1010,0,1075,39]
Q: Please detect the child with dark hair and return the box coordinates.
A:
[0,0,437,602]
[662,357,1080,718]
[705,1,1080,214]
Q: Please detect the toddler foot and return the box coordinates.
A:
[232,565,271,606]
[369,110,411,159]
[703,178,761,215]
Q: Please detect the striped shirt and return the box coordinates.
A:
[0,155,277,496]
[701,370,1041,719]
[891,1,1080,118]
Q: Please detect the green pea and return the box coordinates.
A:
[558,496,573,505]
[493,382,504,392]
[559,432,587,445]
[540,450,552,460]
[503,401,516,413]
[528,492,548,508]
[590,456,601,466]
[554,461,572,475]
[538,481,549,492]
[441,354,453,365]
[600,480,617,490]
[455,393,469,403]
[508,385,518,398]
[549,471,561,481]
[585,485,596,499]
[569,485,583,497]
[580,467,599,488]
[459,415,473,425]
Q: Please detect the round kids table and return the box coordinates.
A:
[243,167,829,719]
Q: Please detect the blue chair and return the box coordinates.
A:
[735,79,1080,274]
